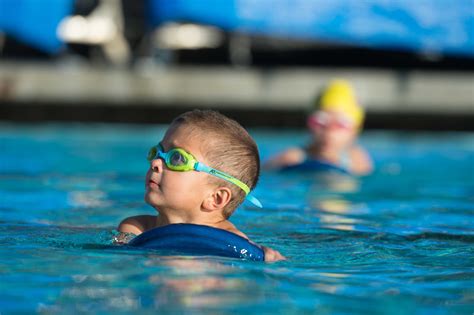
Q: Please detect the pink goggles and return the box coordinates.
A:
[307,111,354,130]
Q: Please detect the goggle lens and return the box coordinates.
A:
[168,150,188,167]
[147,146,157,161]
[148,145,193,171]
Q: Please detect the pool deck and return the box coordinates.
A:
[1,61,473,130]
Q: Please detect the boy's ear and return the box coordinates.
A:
[202,187,232,212]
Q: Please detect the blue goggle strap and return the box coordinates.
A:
[194,162,262,208]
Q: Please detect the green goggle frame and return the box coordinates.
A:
[147,144,262,208]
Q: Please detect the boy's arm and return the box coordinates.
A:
[118,215,154,235]
[261,245,286,262]
[114,215,154,244]
[118,217,144,235]
[222,223,285,261]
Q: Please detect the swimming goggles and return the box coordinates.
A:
[147,144,262,208]
[307,111,354,130]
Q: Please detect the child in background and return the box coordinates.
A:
[118,109,285,262]
[264,79,373,175]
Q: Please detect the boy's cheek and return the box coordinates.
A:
[144,169,152,183]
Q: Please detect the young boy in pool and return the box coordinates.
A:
[118,109,285,262]
[264,79,373,175]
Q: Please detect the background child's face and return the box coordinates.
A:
[144,124,215,215]
[309,110,357,151]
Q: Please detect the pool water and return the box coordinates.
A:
[1,123,473,314]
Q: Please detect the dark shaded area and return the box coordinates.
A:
[174,39,474,71]
[250,47,474,71]
[122,0,148,55]
[2,35,474,71]
[1,101,473,131]
[1,37,53,60]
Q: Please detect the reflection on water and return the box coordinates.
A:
[305,173,364,232]
[311,173,361,193]
[148,258,246,309]
[69,190,110,208]
[35,255,264,312]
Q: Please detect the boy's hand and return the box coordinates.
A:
[112,231,136,245]
[261,246,286,262]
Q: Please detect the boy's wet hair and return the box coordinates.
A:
[172,109,260,218]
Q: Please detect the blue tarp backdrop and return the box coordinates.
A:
[150,0,474,57]
[0,0,74,53]
[1,0,473,56]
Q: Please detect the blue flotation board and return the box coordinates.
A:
[282,159,350,174]
[128,223,265,261]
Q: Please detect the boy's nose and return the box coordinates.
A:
[150,158,164,173]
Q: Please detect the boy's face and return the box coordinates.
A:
[308,110,357,151]
[145,123,216,215]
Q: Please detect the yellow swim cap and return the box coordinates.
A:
[316,79,365,128]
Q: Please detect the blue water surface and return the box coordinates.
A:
[0,123,473,314]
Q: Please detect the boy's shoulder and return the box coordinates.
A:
[215,220,248,240]
[118,215,157,235]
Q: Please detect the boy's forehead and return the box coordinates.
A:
[162,123,210,153]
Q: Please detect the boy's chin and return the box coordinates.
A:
[144,192,163,207]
